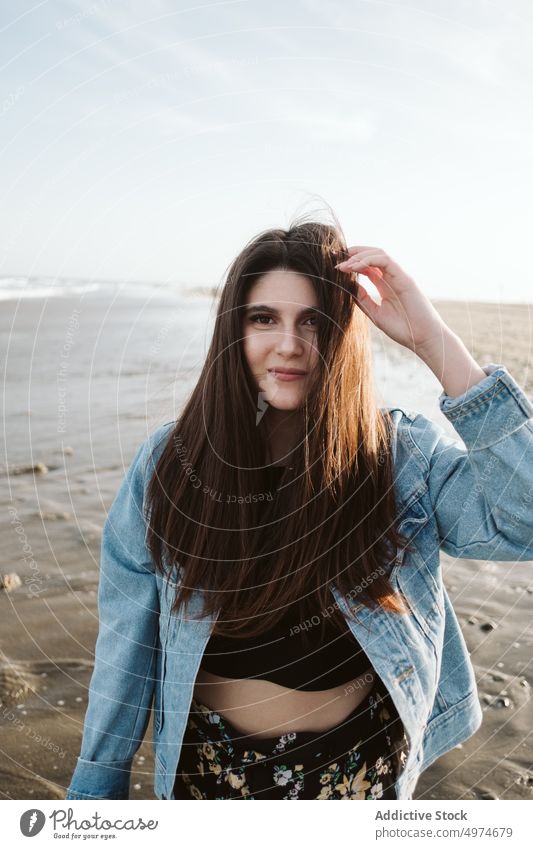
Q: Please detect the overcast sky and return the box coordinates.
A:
[1,0,532,302]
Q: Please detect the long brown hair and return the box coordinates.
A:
[146,215,411,642]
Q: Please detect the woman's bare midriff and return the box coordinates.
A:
[192,665,376,738]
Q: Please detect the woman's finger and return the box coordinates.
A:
[359,265,384,282]
[354,281,379,322]
[336,251,385,269]
[345,245,380,256]
[337,251,404,287]
[348,262,398,298]
[337,255,385,284]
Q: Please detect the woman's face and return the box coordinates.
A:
[242,268,320,411]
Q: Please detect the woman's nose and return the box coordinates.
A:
[274,328,304,354]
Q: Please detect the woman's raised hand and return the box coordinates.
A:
[335,246,447,355]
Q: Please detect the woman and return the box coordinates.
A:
[65,219,533,801]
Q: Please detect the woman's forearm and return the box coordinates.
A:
[417,326,487,399]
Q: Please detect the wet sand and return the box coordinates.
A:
[1,292,532,800]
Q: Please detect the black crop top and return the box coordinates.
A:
[200,467,372,691]
[201,599,372,691]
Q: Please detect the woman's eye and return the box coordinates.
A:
[249,314,317,327]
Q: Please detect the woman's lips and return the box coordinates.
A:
[268,369,307,382]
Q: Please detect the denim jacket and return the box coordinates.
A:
[65,363,533,800]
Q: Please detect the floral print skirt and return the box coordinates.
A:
[174,679,409,800]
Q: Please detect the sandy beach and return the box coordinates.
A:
[1,289,532,800]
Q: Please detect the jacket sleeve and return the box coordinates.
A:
[64,430,167,800]
[411,363,533,560]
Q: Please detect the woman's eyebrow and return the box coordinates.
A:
[243,304,319,315]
